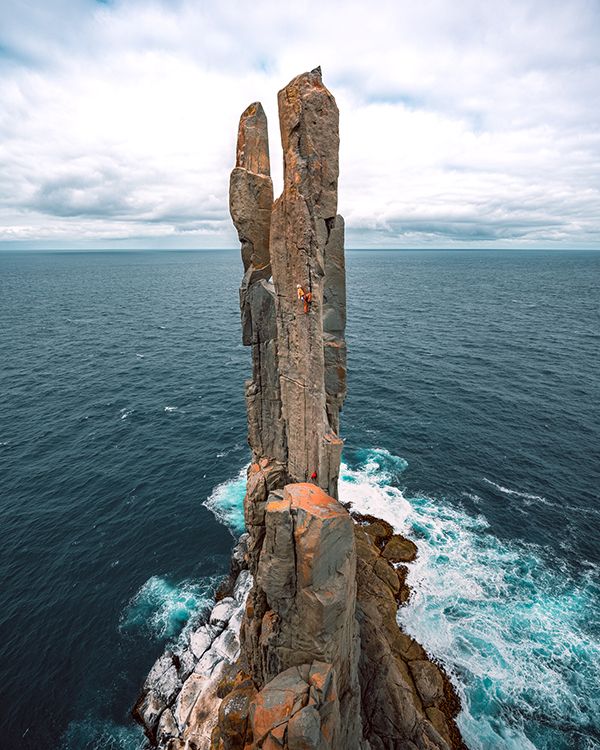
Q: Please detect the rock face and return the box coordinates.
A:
[242,483,362,747]
[353,524,464,750]
[134,68,466,750]
[269,68,346,499]
[231,69,346,500]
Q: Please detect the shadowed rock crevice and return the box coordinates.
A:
[134,68,467,750]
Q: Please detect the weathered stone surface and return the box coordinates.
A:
[269,68,346,498]
[323,214,347,435]
[354,522,468,749]
[410,661,445,709]
[374,556,401,594]
[250,662,340,750]
[146,654,181,704]
[134,566,254,748]
[210,598,237,629]
[354,525,456,750]
[236,102,270,177]
[156,708,178,745]
[382,534,418,563]
[361,518,394,547]
[231,102,272,273]
[426,707,452,747]
[242,483,362,749]
[133,653,182,740]
[210,672,257,750]
[190,626,213,660]
[231,101,287,466]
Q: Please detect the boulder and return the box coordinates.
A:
[210,598,237,629]
[190,626,213,660]
[382,535,418,563]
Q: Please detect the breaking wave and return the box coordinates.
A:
[119,574,218,641]
[203,465,247,534]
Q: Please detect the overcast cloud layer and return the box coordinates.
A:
[1,0,599,248]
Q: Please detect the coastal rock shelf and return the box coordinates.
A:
[135,68,467,750]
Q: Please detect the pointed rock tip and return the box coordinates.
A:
[240,101,266,121]
[236,101,270,175]
[280,66,330,98]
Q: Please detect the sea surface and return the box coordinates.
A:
[0,248,599,750]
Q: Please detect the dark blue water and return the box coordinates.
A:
[1,249,598,749]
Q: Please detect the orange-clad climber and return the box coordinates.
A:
[302,291,313,314]
[296,284,313,314]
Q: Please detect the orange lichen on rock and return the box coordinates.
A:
[286,482,344,517]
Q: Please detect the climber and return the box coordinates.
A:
[296,284,313,314]
[310,470,318,481]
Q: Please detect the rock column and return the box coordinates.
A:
[269,67,346,499]
[230,102,287,465]
[135,68,466,750]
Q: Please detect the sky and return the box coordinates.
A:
[0,0,599,249]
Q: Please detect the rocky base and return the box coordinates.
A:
[134,512,464,750]
[352,515,466,750]
[133,537,253,749]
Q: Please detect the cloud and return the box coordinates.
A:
[0,0,599,248]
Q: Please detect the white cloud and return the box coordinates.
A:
[0,0,599,248]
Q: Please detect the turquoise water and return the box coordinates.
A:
[1,249,599,748]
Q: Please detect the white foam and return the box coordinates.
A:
[482,477,547,503]
[340,451,600,750]
[120,575,217,641]
[203,466,247,535]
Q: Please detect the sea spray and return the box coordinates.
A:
[342,449,600,750]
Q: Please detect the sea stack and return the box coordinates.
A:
[134,68,466,750]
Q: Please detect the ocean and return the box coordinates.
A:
[0,248,598,749]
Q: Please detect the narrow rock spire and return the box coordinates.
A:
[230,101,287,465]
[270,67,346,498]
[231,102,272,272]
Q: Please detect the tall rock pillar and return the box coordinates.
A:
[269,67,346,499]
[230,103,287,465]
